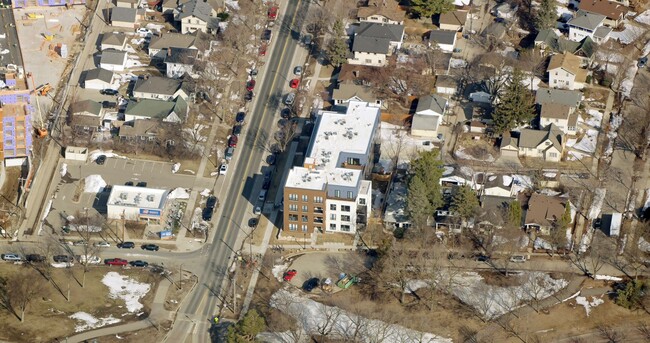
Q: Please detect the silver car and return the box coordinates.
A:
[2,253,22,262]
[285,93,295,105]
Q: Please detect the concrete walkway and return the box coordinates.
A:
[66,278,173,343]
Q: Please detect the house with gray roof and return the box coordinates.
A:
[99,50,127,72]
[124,96,188,123]
[426,30,457,53]
[534,29,595,65]
[500,124,565,162]
[111,7,138,29]
[71,100,102,117]
[175,0,219,34]
[164,48,199,78]
[133,76,189,101]
[148,31,209,59]
[348,22,405,67]
[83,68,114,90]
[411,94,448,138]
[568,11,611,43]
[535,87,582,108]
[535,88,582,135]
[332,83,384,109]
[101,32,127,51]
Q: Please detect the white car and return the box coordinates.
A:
[219,164,228,175]
[509,255,526,263]
[293,66,302,75]
[94,241,110,247]
[253,206,262,215]
[1,253,22,262]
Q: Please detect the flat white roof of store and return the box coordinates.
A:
[107,185,168,209]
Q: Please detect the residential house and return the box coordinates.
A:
[282,101,379,238]
[436,10,468,31]
[119,119,159,141]
[435,75,457,95]
[469,120,487,133]
[482,22,506,40]
[132,76,189,101]
[426,30,457,53]
[579,0,627,27]
[175,0,219,34]
[115,0,139,8]
[469,91,491,103]
[479,174,514,198]
[567,11,611,43]
[148,31,209,59]
[164,48,199,78]
[162,0,177,13]
[547,52,588,90]
[383,181,410,230]
[111,7,138,29]
[411,94,447,138]
[101,32,127,51]
[524,193,570,235]
[83,68,114,90]
[70,100,102,117]
[493,2,518,19]
[501,124,565,162]
[124,97,188,123]
[535,87,582,135]
[357,0,405,25]
[337,64,383,85]
[348,22,405,67]
[71,114,101,132]
[332,83,383,109]
[99,50,127,72]
[534,29,595,66]
[475,195,514,231]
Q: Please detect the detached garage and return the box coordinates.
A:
[107,185,169,222]
[83,68,114,90]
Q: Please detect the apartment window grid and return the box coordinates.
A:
[289,194,298,201]
[341,225,351,232]
[335,190,340,198]
[341,215,351,222]
[301,225,308,232]
[289,224,298,231]
[301,195,308,202]
[347,191,353,199]
[330,214,336,220]
[289,204,298,211]
[330,224,337,230]
[314,196,323,203]
[341,205,351,212]
[330,204,337,210]
[301,215,308,222]
[289,214,298,221]
[359,198,366,205]
[301,205,308,212]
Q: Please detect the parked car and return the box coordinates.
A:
[130,260,149,267]
[281,108,291,119]
[261,29,272,42]
[245,91,254,101]
[475,254,490,262]
[302,34,312,46]
[78,255,101,265]
[283,269,297,281]
[142,244,160,251]
[639,57,648,68]
[219,164,228,175]
[268,5,278,20]
[125,181,134,186]
[285,93,295,105]
[2,253,22,262]
[96,155,107,165]
[225,147,234,161]
[26,254,46,263]
[202,207,214,221]
[206,195,218,209]
[510,255,526,263]
[73,240,88,246]
[53,255,73,263]
[232,125,242,136]
[303,277,320,292]
[235,112,246,123]
[267,154,276,165]
[290,79,300,89]
[95,241,111,247]
[250,69,258,77]
[259,43,267,56]
[102,101,117,108]
[293,66,302,75]
[117,241,135,249]
[100,89,118,96]
[136,181,147,187]
[253,206,262,215]
[249,218,258,228]
[105,258,128,266]
[246,80,256,91]
[228,135,238,147]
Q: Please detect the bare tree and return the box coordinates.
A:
[315,305,342,340]
[598,324,626,343]
[637,322,650,341]
[8,269,48,322]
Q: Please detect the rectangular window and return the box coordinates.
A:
[359,198,366,205]
[301,215,308,222]
[549,152,558,158]
[289,194,298,201]
[346,157,360,165]
[301,225,308,232]
[289,214,298,221]
[330,214,336,220]
[341,225,351,232]
[347,191,353,199]
[301,195,308,202]
[365,59,372,63]
[289,224,297,231]
[341,215,351,222]
[314,196,323,203]
[330,224,337,230]
[289,204,298,211]
[335,190,340,198]
[330,204,337,211]
[301,205,308,212]
[341,205,351,212]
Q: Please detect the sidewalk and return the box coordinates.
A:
[66,278,173,343]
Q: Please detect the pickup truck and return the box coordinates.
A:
[105,258,128,266]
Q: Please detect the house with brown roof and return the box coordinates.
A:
[547,52,588,91]
[436,10,468,31]
[579,0,627,27]
[337,64,384,85]
[524,193,571,235]
[119,119,160,141]
[357,0,405,25]
[332,83,384,109]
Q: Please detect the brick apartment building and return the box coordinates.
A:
[282,101,380,238]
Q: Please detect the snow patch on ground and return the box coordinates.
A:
[575,296,604,316]
[639,237,650,252]
[272,262,290,281]
[594,275,623,281]
[643,189,650,211]
[635,10,650,25]
[89,150,125,162]
[60,163,67,177]
[585,109,603,128]
[620,63,638,98]
[450,58,468,68]
[588,188,606,220]
[270,289,452,342]
[200,189,211,197]
[84,175,106,193]
[573,129,598,153]
[168,187,190,200]
[610,22,645,44]
[102,272,151,313]
[454,146,496,162]
[503,175,513,187]
[69,312,120,332]
[172,162,180,173]
[643,40,650,57]
[442,166,454,176]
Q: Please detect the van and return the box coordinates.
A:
[78,255,101,265]
[258,190,267,202]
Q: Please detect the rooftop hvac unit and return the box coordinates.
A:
[119,193,128,200]
[134,194,142,204]
[147,194,154,202]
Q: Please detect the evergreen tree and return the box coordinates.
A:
[615,280,647,310]
[226,309,266,343]
[406,175,434,228]
[559,202,572,230]
[410,150,444,210]
[493,69,536,134]
[450,185,479,220]
[508,200,522,227]
[326,20,348,67]
[535,0,558,31]
[410,0,455,18]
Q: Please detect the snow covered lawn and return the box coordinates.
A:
[575,296,604,316]
[635,10,650,25]
[572,129,598,153]
[610,22,645,44]
[102,272,151,313]
[69,312,120,332]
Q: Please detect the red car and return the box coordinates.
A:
[246,80,256,91]
[259,44,267,56]
[105,258,128,266]
[268,6,278,20]
[228,135,238,148]
[283,269,297,281]
[290,79,300,89]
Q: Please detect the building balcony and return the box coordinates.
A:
[314,217,323,224]
[314,207,324,214]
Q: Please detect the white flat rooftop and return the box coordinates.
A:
[107,185,168,209]
[286,101,379,189]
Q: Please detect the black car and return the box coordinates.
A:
[96,155,107,165]
[475,254,490,262]
[125,181,134,186]
[100,89,119,96]
[53,255,73,263]
[26,254,46,263]
[117,241,135,249]
[136,182,147,187]
[281,108,291,119]
[225,147,234,161]
[102,101,117,108]
[262,178,271,190]
[267,154,276,165]
[261,29,272,41]
[202,207,214,221]
[303,278,320,292]
[236,112,246,123]
[130,260,149,267]
[245,91,254,101]
[206,195,218,209]
[248,218,258,228]
[142,244,160,251]
[232,125,242,136]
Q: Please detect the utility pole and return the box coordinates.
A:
[232,262,237,315]
[178,264,183,290]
